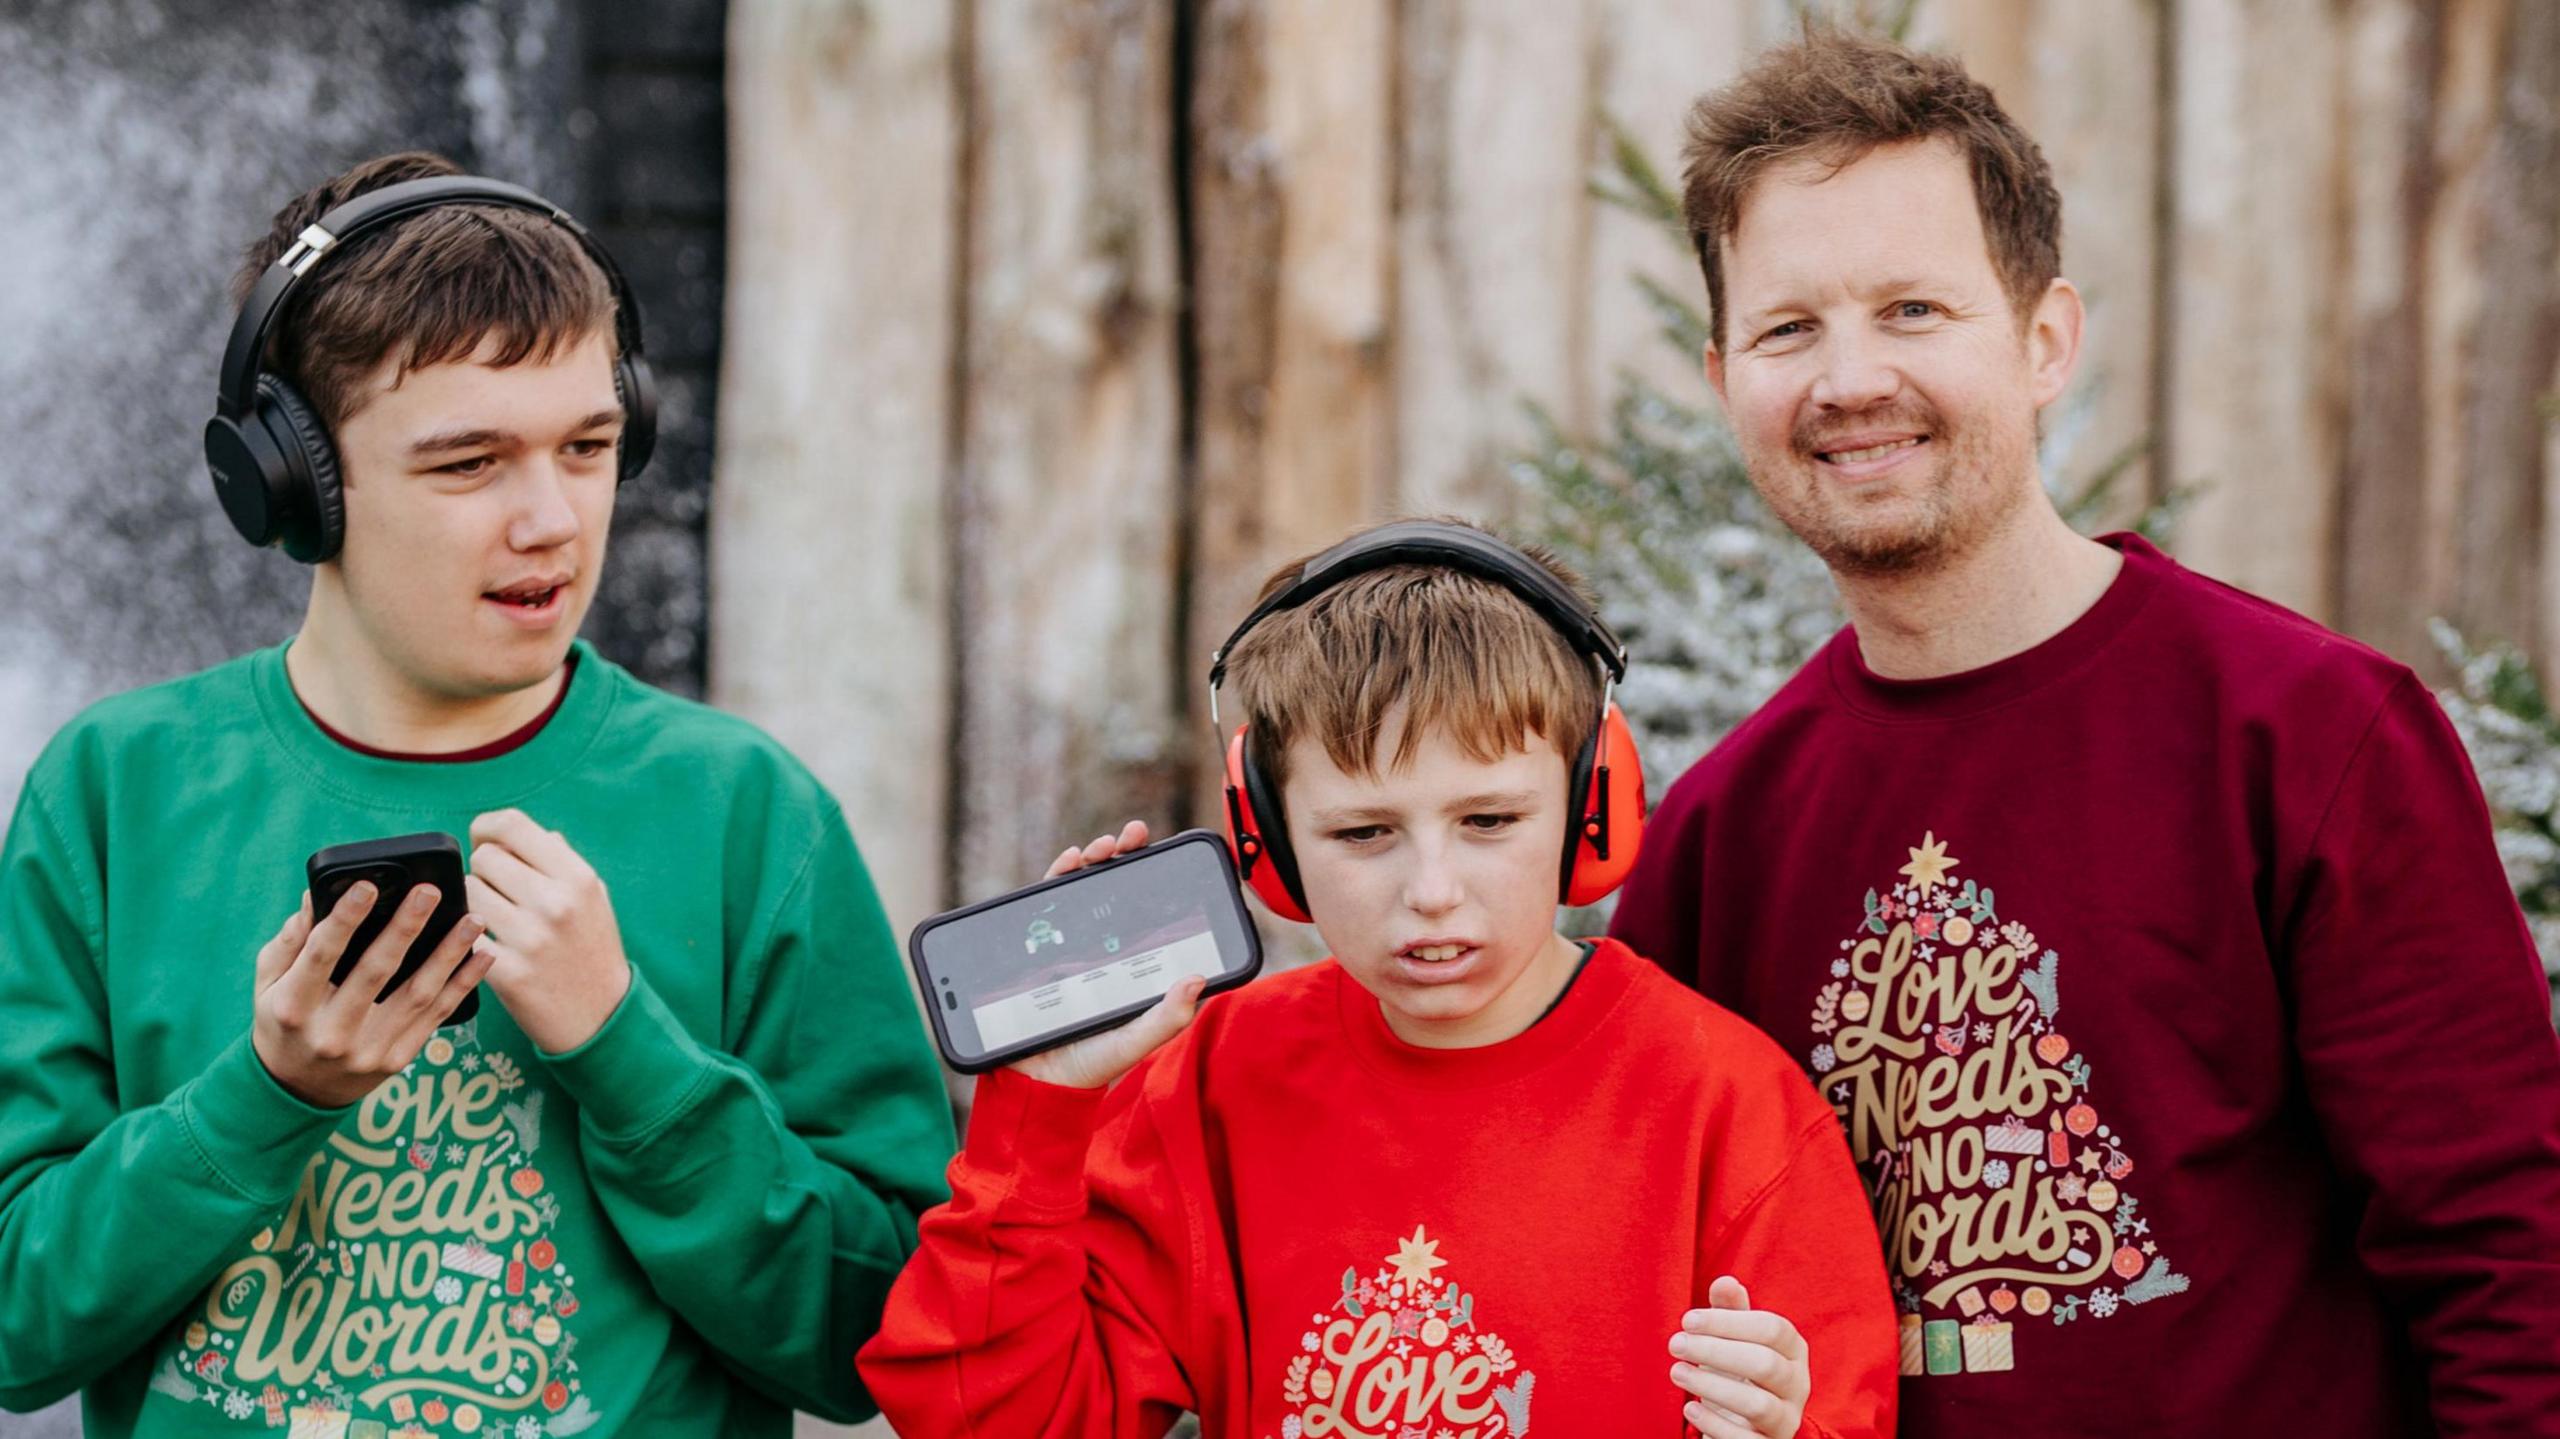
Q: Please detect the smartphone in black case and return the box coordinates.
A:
[908,828,1264,1073]
[306,832,479,1026]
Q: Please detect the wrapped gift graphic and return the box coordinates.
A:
[1983,1117,2040,1155]
[287,1403,351,1439]
[1897,1314,1924,1376]
[441,1239,503,1282]
[1962,1320,2016,1373]
[348,1423,388,1439]
[1922,1319,1962,1375]
[1955,1286,1987,1318]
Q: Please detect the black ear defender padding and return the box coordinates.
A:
[205,175,656,563]
[1237,729,1309,916]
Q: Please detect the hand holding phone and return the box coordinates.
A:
[1010,823,1211,1090]
[307,834,479,1023]
[251,874,493,1109]
[908,821,1264,1081]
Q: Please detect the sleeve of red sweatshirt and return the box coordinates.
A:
[2279,674,2560,1434]
[1694,1109,1901,1439]
[856,1062,1237,1439]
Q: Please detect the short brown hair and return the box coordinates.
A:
[1680,27,2061,344]
[231,151,617,430]
[1224,518,1605,790]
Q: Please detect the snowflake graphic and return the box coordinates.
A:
[1928,1260,1949,1278]
[1983,1159,2012,1188]
[515,1417,545,1439]
[1830,958,1850,978]
[1972,1021,1993,1043]
[2088,1289,2120,1319]
[462,1054,482,1071]
[1301,1332,1319,1351]
[1810,1044,1837,1073]
[445,1144,466,1165]
[2056,1174,2086,1204]
[434,1276,463,1305]
[1452,1335,1474,1354]
[224,1392,255,1419]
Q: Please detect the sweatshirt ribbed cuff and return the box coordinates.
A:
[181,1033,354,1203]
[966,1067,1109,1216]
[537,966,716,1141]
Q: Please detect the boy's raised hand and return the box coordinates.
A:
[1006,820,1208,1092]
[252,883,493,1108]
[465,808,633,1054]
[1669,1276,1811,1439]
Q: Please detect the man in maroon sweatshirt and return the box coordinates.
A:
[1609,27,2560,1437]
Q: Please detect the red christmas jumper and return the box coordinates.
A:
[858,938,1900,1439]
[1611,533,2560,1435]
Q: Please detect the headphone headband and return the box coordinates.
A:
[1207,520,1627,694]
[216,175,646,419]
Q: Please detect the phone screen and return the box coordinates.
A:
[910,831,1261,1071]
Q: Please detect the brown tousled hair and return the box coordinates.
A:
[1224,519,1605,790]
[231,151,616,430]
[1679,27,2062,345]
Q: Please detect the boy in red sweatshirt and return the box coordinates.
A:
[859,519,1897,1439]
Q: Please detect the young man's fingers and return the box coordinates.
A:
[281,881,381,999]
[392,943,500,1055]
[329,884,439,1009]
[472,808,586,878]
[255,902,315,990]
[1667,1331,1789,1388]
[1709,1275,1751,1310]
[397,913,487,1015]
[464,840,544,907]
[462,874,524,938]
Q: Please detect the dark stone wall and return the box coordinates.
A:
[0,3,723,1431]
[0,0,722,816]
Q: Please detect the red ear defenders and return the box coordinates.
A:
[204,175,657,564]
[1207,520,1647,924]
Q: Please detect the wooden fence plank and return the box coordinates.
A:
[712,0,957,931]
[2161,0,2343,619]
[950,0,1185,898]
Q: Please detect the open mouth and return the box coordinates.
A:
[1399,941,1479,965]
[484,579,568,613]
[1815,436,1927,465]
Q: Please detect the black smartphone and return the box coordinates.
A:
[908,828,1264,1074]
[306,832,479,1026]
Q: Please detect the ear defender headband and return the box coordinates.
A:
[1207,520,1648,924]
[203,175,658,563]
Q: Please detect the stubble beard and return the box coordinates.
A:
[1746,406,2040,581]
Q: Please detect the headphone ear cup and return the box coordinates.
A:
[1563,703,1647,907]
[614,354,658,482]
[1225,728,1313,924]
[255,377,345,563]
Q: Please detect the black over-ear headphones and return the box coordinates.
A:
[203,175,658,564]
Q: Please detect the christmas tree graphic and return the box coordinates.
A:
[1808,832,2189,1376]
[163,1025,597,1437]
[1274,1225,1534,1439]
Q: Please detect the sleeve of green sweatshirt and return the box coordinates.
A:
[0,770,349,1412]
[537,795,957,1424]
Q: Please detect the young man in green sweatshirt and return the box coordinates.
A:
[0,151,955,1437]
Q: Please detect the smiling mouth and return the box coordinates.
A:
[1816,436,1927,465]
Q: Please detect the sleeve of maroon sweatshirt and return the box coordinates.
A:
[2282,673,2560,1433]
[1695,1111,1901,1439]
[855,1065,1210,1439]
